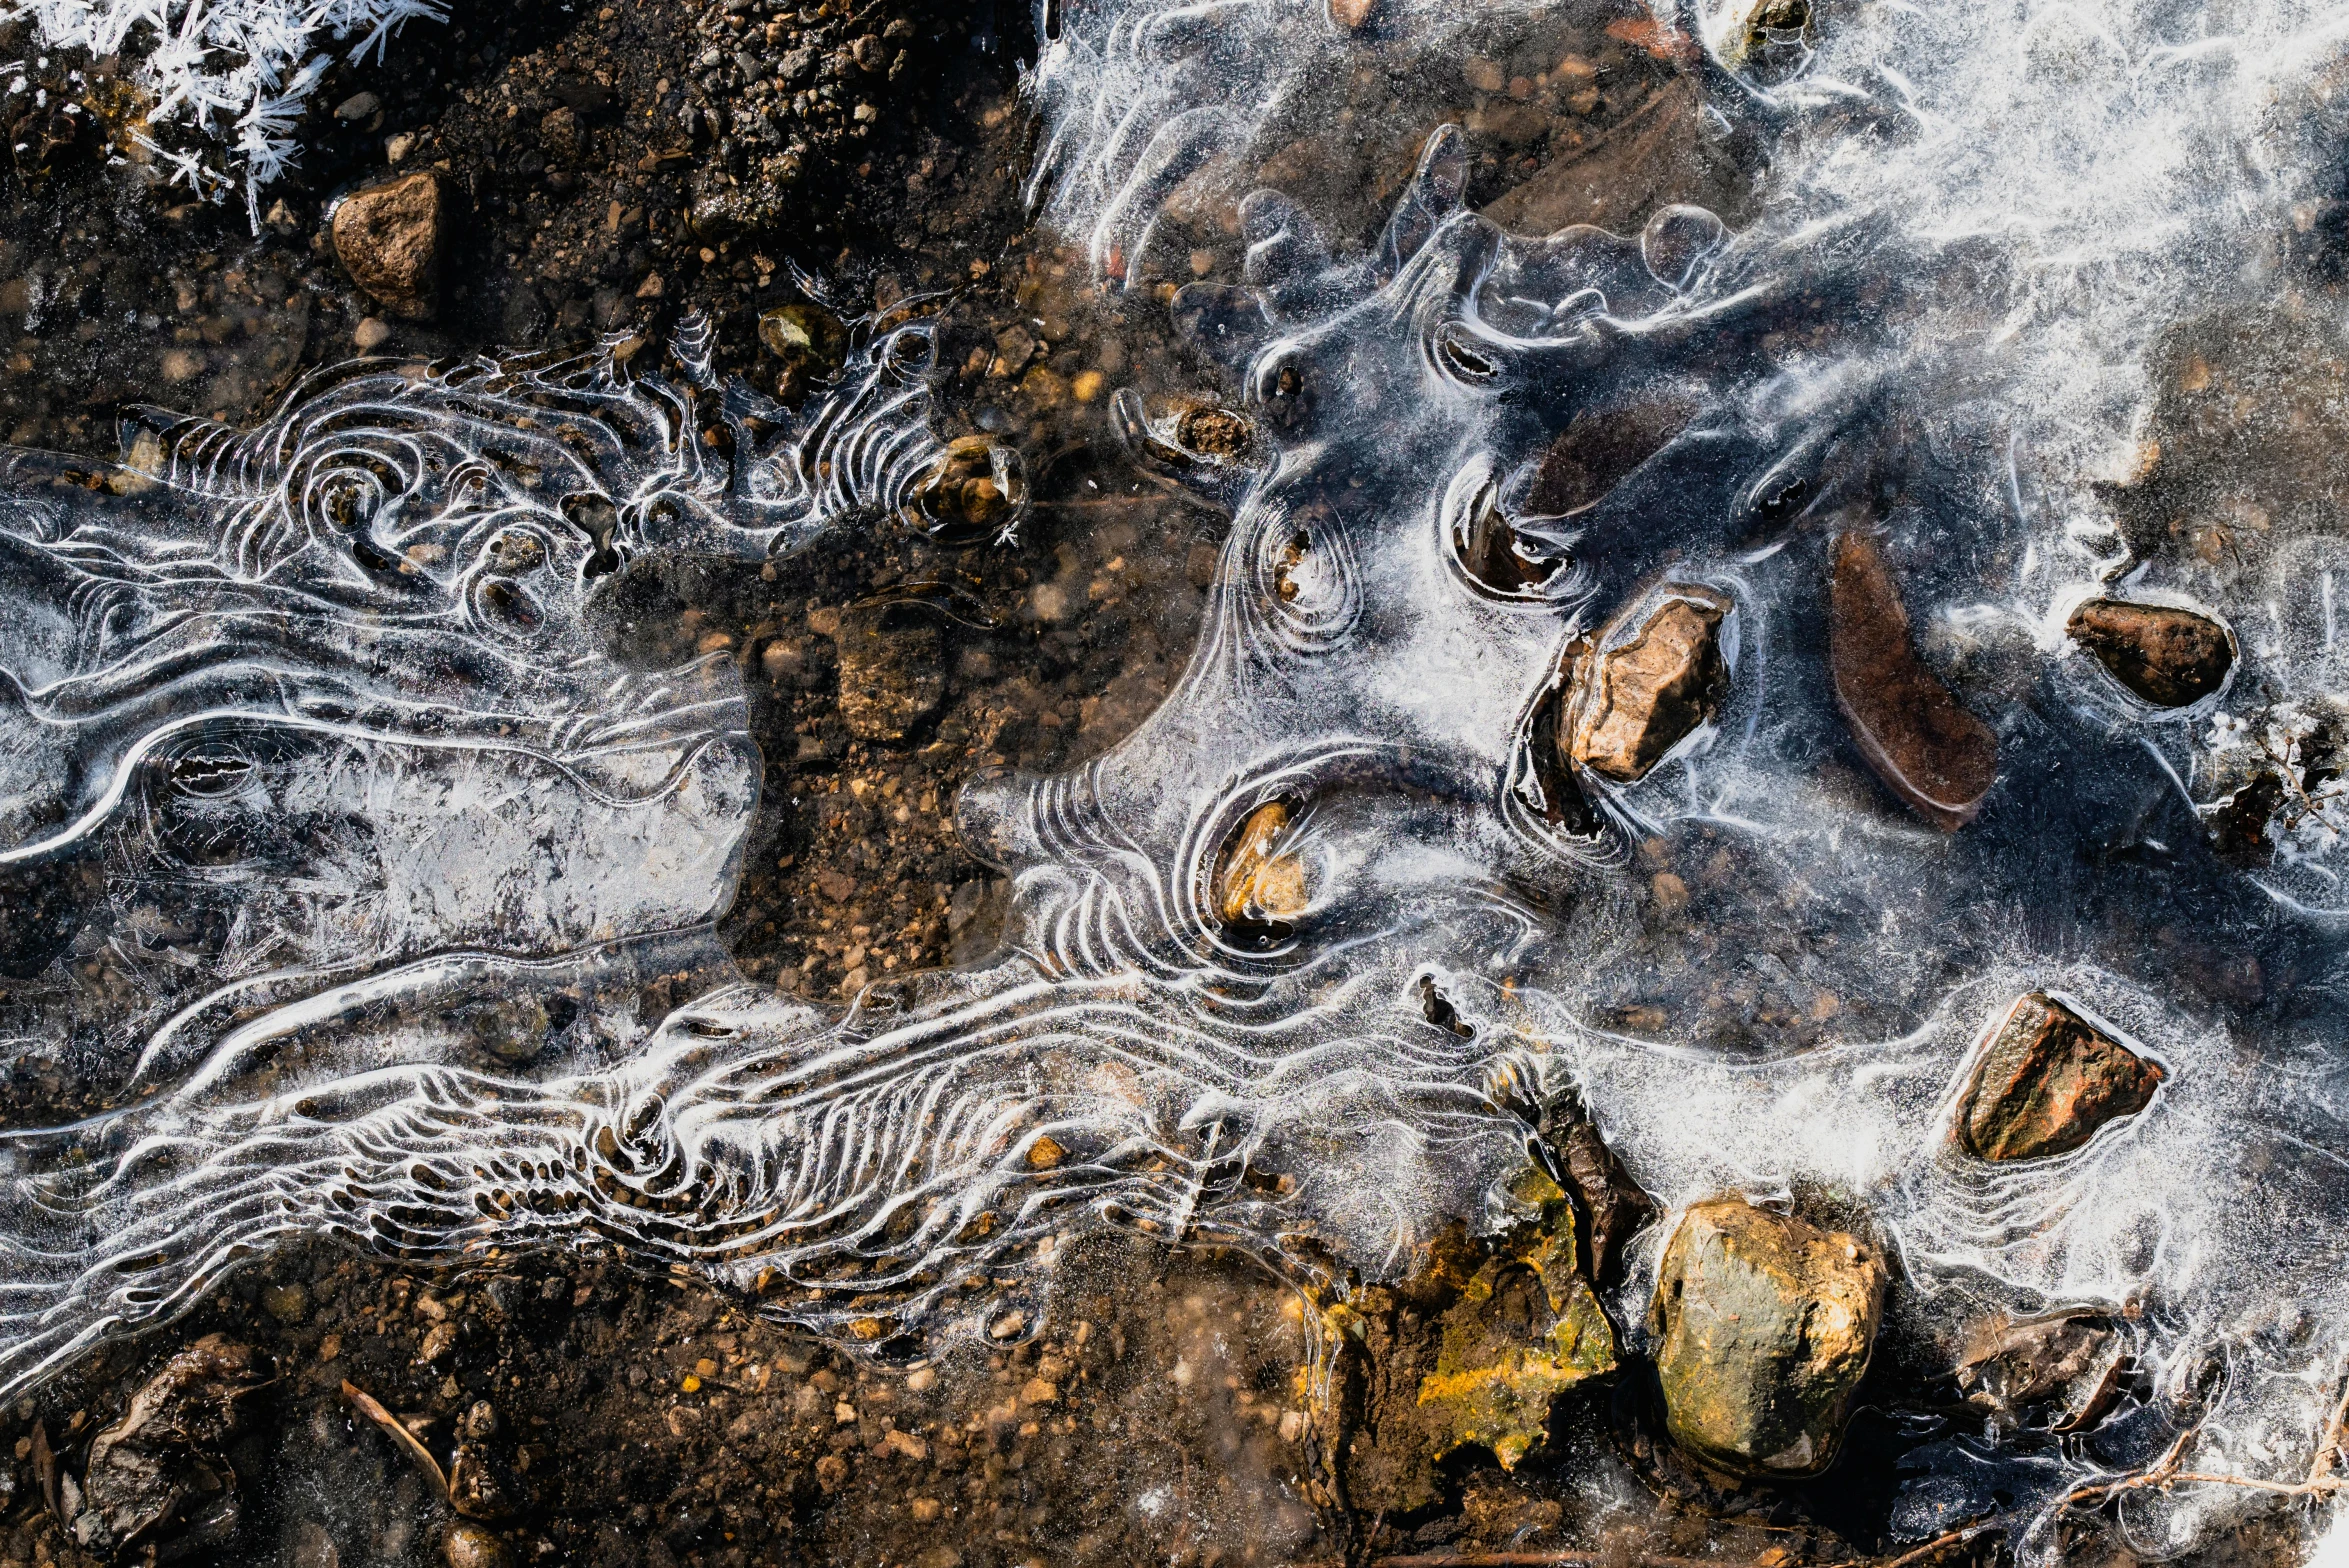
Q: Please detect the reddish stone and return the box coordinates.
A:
[1957,992,2163,1162]
[1828,532,1998,830]
[2068,599,2232,707]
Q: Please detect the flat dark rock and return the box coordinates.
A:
[1829,531,1999,830]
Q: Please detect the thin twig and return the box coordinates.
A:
[339,1379,449,1493]
[2063,1365,2349,1511]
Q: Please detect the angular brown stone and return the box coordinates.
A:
[1564,586,1730,782]
[331,173,447,321]
[2068,598,2233,707]
[1954,1311,2123,1431]
[1829,531,1999,829]
[1956,992,2163,1162]
[1648,1199,1886,1477]
[1213,800,1309,931]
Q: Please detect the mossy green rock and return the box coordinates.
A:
[1648,1198,1886,1477]
[1413,1169,1618,1469]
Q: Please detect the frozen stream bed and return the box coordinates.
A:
[6,0,2349,1563]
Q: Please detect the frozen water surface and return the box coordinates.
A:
[15,0,2349,1556]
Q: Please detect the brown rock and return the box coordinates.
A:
[1954,1311,2123,1431]
[1213,801,1309,931]
[1565,586,1730,782]
[1955,992,2163,1162]
[1328,0,1376,27]
[2068,598,2233,707]
[332,173,447,321]
[1648,1199,1886,1477]
[1828,531,1999,829]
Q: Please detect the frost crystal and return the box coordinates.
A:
[2,0,447,219]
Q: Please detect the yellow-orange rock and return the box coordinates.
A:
[1648,1199,1886,1477]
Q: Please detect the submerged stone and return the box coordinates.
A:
[1564,586,1731,782]
[2068,598,2233,707]
[444,1524,515,1568]
[1956,992,2163,1162]
[1829,531,1999,830]
[1213,801,1309,932]
[910,436,1024,540]
[1954,1311,2124,1431]
[1413,1170,1620,1470]
[1648,1198,1886,1477]
[332,173,448,321]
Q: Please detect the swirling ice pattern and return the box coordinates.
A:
[7,0,2349,1560]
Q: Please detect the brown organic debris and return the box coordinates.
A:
[1955,1310,2124,1431]
[1955,992,2163,1162]
[2068,598,2233,707]
[1829,531,1999,829]
[1309,1170,1619,1513]
[447,1441,531,1521]
[1648,1198,1887,1477]
[1565,586,1731,783]
[77,1335,271,1556]
[1175,403,1256,462]
[1545,1093,1658,1289]
[1214,800,1310,931]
